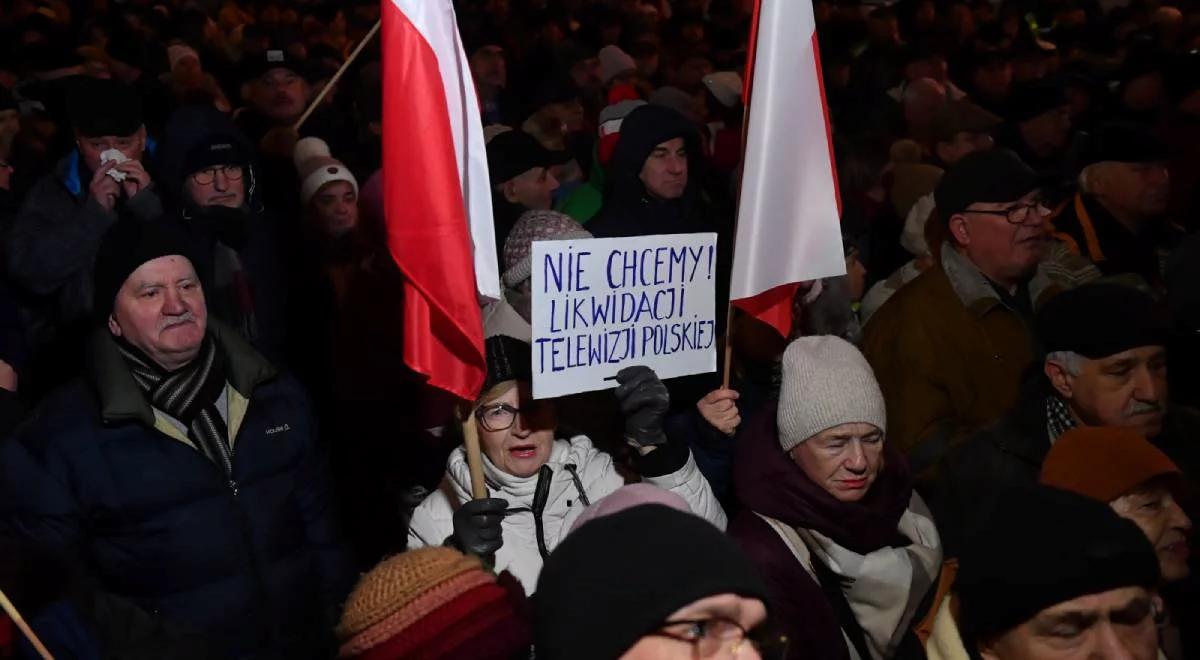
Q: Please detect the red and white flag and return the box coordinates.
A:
[382,0,500,401]
[730,0,844,337]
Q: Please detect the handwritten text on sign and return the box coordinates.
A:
[531,233,718,399]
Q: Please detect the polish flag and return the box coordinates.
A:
[730,0,844,338]
[383,0,500,401]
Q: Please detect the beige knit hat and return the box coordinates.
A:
[294,136,359,205]
[777,335,886,451]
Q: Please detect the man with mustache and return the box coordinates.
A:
[863,149,1057,473]
[935,282,1200,554]
[0,217,354,658]
[1050,122,1182,288]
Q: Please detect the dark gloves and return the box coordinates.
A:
[615,366,670,447]
[450,497,508,558]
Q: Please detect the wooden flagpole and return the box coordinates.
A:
[293,19,382,131]
[0,588,54,660]
[460,410,488,500]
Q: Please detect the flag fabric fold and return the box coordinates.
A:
[730,0,844,338]
[382,0,499,401]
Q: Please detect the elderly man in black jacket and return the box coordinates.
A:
[935,282,1200,555]
[0,217,353,659]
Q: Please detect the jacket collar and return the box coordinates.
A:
[940,242,1054,317]
[87,318,276,426]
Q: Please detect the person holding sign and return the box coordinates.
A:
[406,334,727,594]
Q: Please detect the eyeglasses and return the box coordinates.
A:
[967,198,1052,225]
[650,617,789,659]
[191,165,244,185]
[473,401,552,432]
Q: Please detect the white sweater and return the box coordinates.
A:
[407,435,726,593]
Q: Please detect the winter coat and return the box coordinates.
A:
[728,404,942,660]
[1049,191,1185,288]
[0,320,355,659]
[407,435,726,594]
[862,243,1059,474]
[5,150,163,332]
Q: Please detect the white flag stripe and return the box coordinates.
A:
[391,0,500,300]
[730,0,845,301]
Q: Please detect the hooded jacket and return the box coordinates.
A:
[158,105,289,364]
[586,105,713,239]
[407,435,726,594]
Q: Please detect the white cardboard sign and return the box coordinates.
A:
[530,233,718,399]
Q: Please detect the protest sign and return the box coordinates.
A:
[530,233,718,399]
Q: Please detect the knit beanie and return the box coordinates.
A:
[92,217,200,320]
[597,99,647,166]
[957,485,1160,644]
[336,547,531,660]
[294,137,359,205]
[1036,282,1168,359]
[1040,427,1182,503]
[483,334,532,393]
[777,335,887,452]
[502,210,592,289]
[167,43,200,71]
[568,483,691,534]
[598,45,637,84]
[535,504,768,660]
[702,71,743,108]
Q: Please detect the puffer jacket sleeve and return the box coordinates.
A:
[0,421,84,561]
[637,442,728,530]
[6,181,117,299]
[406,482,456,551]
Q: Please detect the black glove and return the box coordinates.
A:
[614,365,670,446]
[451,497,508,557]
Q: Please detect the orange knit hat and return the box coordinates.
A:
[336,547,531,660]
[1040,427,1181,503]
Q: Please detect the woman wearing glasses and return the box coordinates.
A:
[407,334,727,594]
[729,335,943,660]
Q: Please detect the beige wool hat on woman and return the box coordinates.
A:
[294,136,359,205]
[777,335,887,452]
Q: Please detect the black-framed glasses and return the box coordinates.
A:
[649,617,789,659]
[191,164,244,185]
[967,198,1051,225]
[473,401,552,432]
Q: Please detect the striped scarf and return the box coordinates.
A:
[117,335,233,476]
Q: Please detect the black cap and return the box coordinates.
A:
[1080,122,1168,167]
[1006,80,1068,123]
[243,47,310,84]
[483,335,532,392]
[535,504,769,660]
[93,217,200,320]
[182,134,251,178]
[934,149,1039,218]
[68,77,143,138]
[486,130,569,185]
[1036,282,1169,358]
[957,485,1160,644]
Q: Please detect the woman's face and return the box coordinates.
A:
[310,180,358,238]
[476,381,557,478]
[789,422,885,503]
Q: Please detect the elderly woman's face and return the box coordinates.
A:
[475,381,557,478]
[789,422,884,503]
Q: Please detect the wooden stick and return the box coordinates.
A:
[0,588,54,660]
[461,414,488,500]
[721,304,736,390]
[293,19,381,131]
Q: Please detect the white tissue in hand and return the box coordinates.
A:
[100,149,129,182]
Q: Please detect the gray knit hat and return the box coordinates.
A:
[502,210,592,288]
[777,335,887,451]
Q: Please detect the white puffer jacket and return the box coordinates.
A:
[407,435,726,593]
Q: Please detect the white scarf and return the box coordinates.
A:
[759,493,943,660]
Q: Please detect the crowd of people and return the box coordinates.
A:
[0,0,1197,658]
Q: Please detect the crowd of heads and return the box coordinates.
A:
[0,0,1197,659]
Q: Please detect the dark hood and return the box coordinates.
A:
[601,104,704,223]
[734,400,915,554]
[159,104,261,213]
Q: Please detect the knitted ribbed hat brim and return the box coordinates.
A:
[336,548,482,638]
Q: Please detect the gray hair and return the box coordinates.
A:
[1046,350,1085,376]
